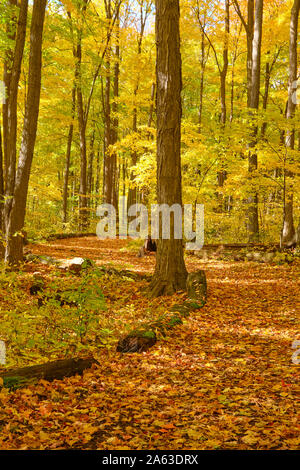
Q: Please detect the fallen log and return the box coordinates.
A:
[0,356,98,389]
[117,270,207,353]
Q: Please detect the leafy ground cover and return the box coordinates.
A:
[0,237,299,450]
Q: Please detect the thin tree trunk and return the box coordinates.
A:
[111,12,120,210]
[103,48,112,204]
[2,0,18,183]
[148,82,156,129]
[87,127,95,207]
[127,5,148,212]
[0,124,4,253]
[75,23,88,231]
[282,0,300,247]
[247,0,263,243]
[150,0,188,297]
[247,0,254,106]
[62,86,76,224]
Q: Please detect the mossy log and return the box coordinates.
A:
[117,270,207,353]
[0,356,98,389]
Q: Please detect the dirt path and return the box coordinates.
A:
[0,237,299,450]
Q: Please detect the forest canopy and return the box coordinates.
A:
[0,0,299,260]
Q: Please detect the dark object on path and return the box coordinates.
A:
[0,356,98,389]
[29,272,45,296]
[117,333,157,353]
[138,236,157,257]
[145,235,157,252]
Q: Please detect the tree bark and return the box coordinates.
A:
[150,0,188,297]
[62,86,76,224]
[2,0,18,183]
[282,0,300,247]
[247,0,263,243]
[3,0,28,252]
[127,2,149,213]
[0,125,4,254]
[74,1,89,231]
[4,0,47,265]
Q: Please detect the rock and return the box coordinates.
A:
[59,257,93,274]
[253,252,264,262]
[264,252,275,263]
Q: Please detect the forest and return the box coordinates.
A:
[0,0,299,453]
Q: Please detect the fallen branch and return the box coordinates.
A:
[117,270,207,353]
[0,356,98,390]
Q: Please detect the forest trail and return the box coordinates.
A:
[0,237,299,450]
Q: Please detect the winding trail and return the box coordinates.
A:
[0,237,299,449]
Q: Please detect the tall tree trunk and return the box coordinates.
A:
[2,0,18,183]
[247,0,263,243]
[103,49,112,204]
[3,0,28,245]
[103,0,113,205]
[232,0,254,106]
[217,0,229,211]
[127,4,148,213]
[62,86,76,224]
[282,0,300,247]
[111,12,120,210]
[87,127,95,207]
[0,124,4,255]
[150,0,188,297]
[198,30,205,131]
[74,2,88,231]
[5,0,47,265]
[247,0,254,106]
[148,82,156,129]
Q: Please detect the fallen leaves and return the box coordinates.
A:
[0,238,299,450]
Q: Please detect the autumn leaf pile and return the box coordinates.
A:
[0,237,299,450]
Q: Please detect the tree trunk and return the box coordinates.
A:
[62,86,76,224]
[148,82,156,129]
[3,0,28,254]
[217,0,230,210]
[75,28,88,231]
[127,6,147,213]
[87,127,95,207]
[103,49,113,204]
[0,125,4,256]
[150,0,188,298]
[282,0,300,247]
[5,0,47,265]
[247,0,254,106]
[111,13,120,210]
[2,0,18,183]
[247,0,263,243]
